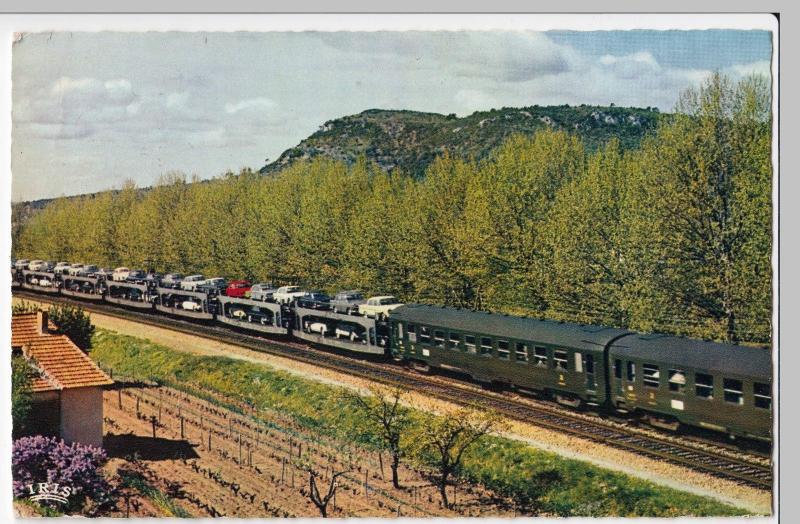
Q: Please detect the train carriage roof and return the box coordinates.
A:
[390,304,630,352]
[609,333,772,380]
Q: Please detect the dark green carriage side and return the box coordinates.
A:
[389,304,629,406]
[608,334,772,440]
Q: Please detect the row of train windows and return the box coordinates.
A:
[402,323,594,372]
[614,360,771,409]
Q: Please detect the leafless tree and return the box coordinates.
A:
[306,466,348,518]
[343,385,412,489]
[416,407,503,509]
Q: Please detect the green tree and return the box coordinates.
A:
[409,153,481,307]
[12,354,35,438]
[48,304,95,351]
[625,73,772,342]
[543,139,632,326]
[464,130,586,315]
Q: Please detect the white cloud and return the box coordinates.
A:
[50,76,97,95]
[23,122,94,140]
[104,79,135,103]
[454,89,498,114]
[318,31,574,83]
[598,51,661,80]
[225,97,276,114]
[728,59,771,78]
[166,91,190,109]
[16,75,141,138]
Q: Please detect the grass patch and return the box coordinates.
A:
[91,328,749,517]
[14,498,64,517]
[118,469,191,518]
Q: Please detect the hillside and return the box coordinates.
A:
[260,105,663,177]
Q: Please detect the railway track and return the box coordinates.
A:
[14,290,773,491]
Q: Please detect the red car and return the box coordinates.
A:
[225,279,252,298]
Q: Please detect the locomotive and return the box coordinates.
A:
[11,263,772,442]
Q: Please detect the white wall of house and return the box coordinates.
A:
[60,387,104,448]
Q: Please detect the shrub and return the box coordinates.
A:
[12,435,111,513]
[12,355,35,438]
[48,304,95,351]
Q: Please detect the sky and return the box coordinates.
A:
[11,29,772,202]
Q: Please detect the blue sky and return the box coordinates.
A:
[12,30,772,201]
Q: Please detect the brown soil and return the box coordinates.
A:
[101,383,518,518]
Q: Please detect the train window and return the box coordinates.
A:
[643,364,660,388]
[448,332,461,350]
[626,361,636,382]
[723,378,744,405]
[515,343,529,363]
[614,359,622,379]
[695,373,714,399]
[668,369,686,394]
[754,382,771,410]
[465,335,477,354]
[553,350,568,371]
[480,337,493,356]
[534,347,548,367]
[433,330,445,348]
[419,326,431,344]
[407,324,416,343]
[497,340,510,360]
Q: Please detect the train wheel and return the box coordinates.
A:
[410,361,431,374]
[643,413,680,431]
[554,394,582,409]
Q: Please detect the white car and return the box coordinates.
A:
[67,263,86,276]
[180,274,206,291]
[76,264,99,276]
[181,300,203,311]
[307,321,328,335]
[359,296,404,319]
[112,267,131,281]
[38,277,53,287]
[273,285,307,304]
[28,260,48,271]
[29,277,39,285]
[249,283,276,301]
[14,259,30,271]
[335,324,361,341]
[231,309,247,319]
[53,262,71,274]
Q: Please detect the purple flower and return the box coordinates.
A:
[12,436,110,511]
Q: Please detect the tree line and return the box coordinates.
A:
[14,73,771,343]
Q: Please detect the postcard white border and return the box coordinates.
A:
[0,11,780,524]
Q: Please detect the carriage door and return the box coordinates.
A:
[584,354,596,392]
[614,359,624,395]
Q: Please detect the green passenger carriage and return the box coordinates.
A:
[389,304,629,407]
[607,334,771,440]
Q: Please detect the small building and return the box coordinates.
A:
[11,311,113,448]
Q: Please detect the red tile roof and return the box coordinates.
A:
[11,312,113,392]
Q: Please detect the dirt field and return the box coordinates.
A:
[101,382,518,518]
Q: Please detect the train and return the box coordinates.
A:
[11,262,772,442]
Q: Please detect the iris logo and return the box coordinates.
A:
[24,482,73,505]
